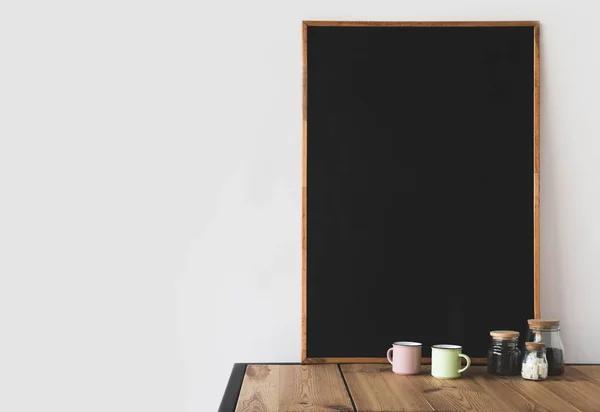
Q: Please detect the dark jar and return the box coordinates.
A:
[526,319,565,376]
[487,330,521,376]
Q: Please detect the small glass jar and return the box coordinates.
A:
[487,330,521,376]
[526,319,565,376]
[522,341,548,380]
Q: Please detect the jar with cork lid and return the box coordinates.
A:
[521,342,548,381]
[487,330,521,376]
[526,319,565,376]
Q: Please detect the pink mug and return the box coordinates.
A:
[386,341,422,375]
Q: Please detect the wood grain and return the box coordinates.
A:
[533,22,541,175]
[572,365,600,381]
[303,21,539,27]
[235,365,353,412]
[341,365,600,412]
[304,357,388,364]
[235,365,600,411]
[342,365,522,412]
[341,364,434,411]
[472,373,552,411]
[406,366,508,412]
[497,367,600,412]
[304,357,489,365]
[536,367,600,411]
[236,365,280,412]
[301,21,308,363]
[489,368,600,412]
[498,375,581,412]
[533,22,541,319]
[279,365,354,411]
[534,172,540,319]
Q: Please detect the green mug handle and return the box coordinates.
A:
[458,354,471,373]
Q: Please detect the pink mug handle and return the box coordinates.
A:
[386,347,393,364]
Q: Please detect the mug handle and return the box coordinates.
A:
[386,347,393,365]
[458,354,471,373]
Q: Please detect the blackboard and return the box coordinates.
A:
[301,22,540,364]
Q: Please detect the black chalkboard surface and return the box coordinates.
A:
[301,22,540,364]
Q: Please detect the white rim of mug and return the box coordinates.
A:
[393,341,422,346]
[432,344,462,349]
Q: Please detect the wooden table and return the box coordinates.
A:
[218,363,600,411]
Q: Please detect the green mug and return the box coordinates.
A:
[431,344,471,379]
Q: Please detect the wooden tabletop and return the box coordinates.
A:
[227,363,600,412]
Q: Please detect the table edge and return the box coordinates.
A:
[218,363,247,412]
[218,363,600,412]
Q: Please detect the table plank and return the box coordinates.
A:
[571,365,600,381]
[232,364,600,412]
[341,364,433,412]
[496,376,581,412]
[342,365,520,412]
[235,365,280,412]
[279,365,354,411]
[408,366,508,412]
[235,365,353,412]
[536,366,600,411]
[470,372,550,411]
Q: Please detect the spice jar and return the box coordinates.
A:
[522,342,548,380]
[526,319,565,376]
[487,330,521,376]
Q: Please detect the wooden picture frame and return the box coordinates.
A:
[301,21,540,364]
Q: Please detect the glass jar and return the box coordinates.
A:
[487,330,521,376]
[526,319,565,376]
[522,341,548,380]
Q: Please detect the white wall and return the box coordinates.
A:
[0,0,598,411]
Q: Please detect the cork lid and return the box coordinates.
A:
[490,330,520,339]
[528,319,560,330]
[525,341,546,350]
